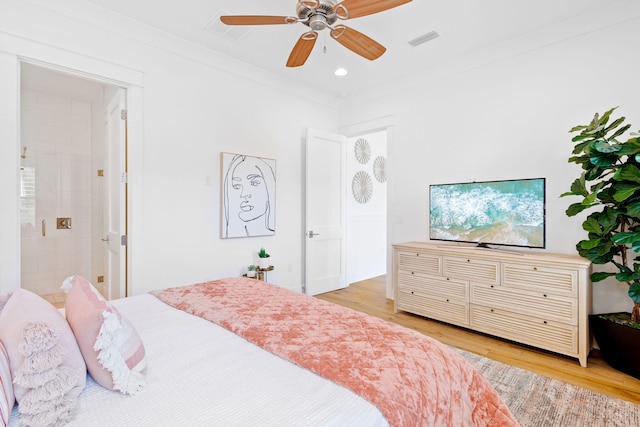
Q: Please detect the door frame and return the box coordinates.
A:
[0,35,144,295]
[339,116,396,299]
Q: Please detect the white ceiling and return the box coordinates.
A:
[50,1,624,98]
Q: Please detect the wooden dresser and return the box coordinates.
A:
[393,242,592,367]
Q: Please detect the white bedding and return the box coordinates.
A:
[9,293,387,426]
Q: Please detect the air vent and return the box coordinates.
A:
[408,30,440,47]
[205,9,255,42]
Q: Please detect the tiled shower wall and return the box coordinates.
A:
[20,89,96,296]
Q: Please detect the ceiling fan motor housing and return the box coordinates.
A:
[298,0,339,31]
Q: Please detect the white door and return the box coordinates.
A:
[104,89,127,299]
[305,128,347,295]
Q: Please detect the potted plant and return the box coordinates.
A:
[247,265,256,278]
[258,247,271,269]
[562,107,640,379]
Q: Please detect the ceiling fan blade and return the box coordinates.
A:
[330,26,386,61]
[220,15,297,25]
[287,32,318,67]
[337,0,412,19]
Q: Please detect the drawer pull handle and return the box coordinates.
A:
[543,320,548,324]
[543,294,547,298]
[467,259,470,263]
[490,309,494,312]
[446,277,450,281]
[533,267,538,271]
[490,285,494,288]
[446,299,449,302]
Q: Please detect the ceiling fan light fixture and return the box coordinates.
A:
[334,67,348,77]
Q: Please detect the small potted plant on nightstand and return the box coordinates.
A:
[247,265,256,278]
[562,107,640,379]
[258,247,271,270]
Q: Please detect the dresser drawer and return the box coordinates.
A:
[443,256,499,285]
[397,251,441,275]
[470,283,577,325]
[398,271,468,301]
[470,305,578,355]
[502,263,577,297]
[398,290,469,326]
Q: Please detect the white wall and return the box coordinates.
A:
[0,0,339,295]
[340,9,640,313]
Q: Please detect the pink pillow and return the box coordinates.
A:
[1,340,13,427]
[62,275,146,395]
[0,288,86,427]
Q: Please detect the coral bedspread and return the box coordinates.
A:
[155,278,518,427]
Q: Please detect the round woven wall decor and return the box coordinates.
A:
[352,171,373,204]
[354,138,371,164]
[373,156,387,183]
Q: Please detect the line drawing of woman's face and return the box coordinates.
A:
[231,159,269,223]
[222,154,275,238]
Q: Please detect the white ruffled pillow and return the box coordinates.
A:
[62,275,146,395]
[0,289,86,427]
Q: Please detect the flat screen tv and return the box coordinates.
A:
[429,178,546,249]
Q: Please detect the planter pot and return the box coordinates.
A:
[590,313,640,380]
[247,271,256,278]
[258,258,271,269]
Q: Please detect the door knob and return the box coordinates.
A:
[308,230,320,238]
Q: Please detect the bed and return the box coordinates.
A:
[4,277,518,427]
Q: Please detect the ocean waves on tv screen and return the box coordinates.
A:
[429,186,544,246]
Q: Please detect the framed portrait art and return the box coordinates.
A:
[220,152,276,238]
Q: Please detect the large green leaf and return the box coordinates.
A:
[611,231,640,245]
[616,270,640,282]
[613,164,640,183]
[591,207,620,232]
[571,176,588,196]
[616,139,640,155]
[571,133,593,143]
[570,125,589,133]
[566,202,592,216]
[598,107,617,126]
[613,182,640,202]
[626,201,640,218]
[582,216,603,234]
[590,152,617,167]
[629,282,640,304]
[591,271,617,282]
[579,238,602,249]
[604,116,626,133]
[610,123,631,140]
[585,167,605,181]
[567,155,590,166]
[594,140,620,153]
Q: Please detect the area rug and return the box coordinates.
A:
[456,349,640,426]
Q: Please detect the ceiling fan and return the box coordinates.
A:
[220,0,413,67]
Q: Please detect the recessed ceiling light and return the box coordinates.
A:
[334,67,348,77]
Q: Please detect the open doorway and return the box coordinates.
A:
[346,130,388,284]
[19,62,126,304]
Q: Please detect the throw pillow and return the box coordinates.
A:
[62,275,146,395]
[0,289,86,427]
[0,340,13,427]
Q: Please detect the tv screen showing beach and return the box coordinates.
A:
[429,178,545,249]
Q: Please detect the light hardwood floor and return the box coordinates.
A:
[315,275,640,404]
